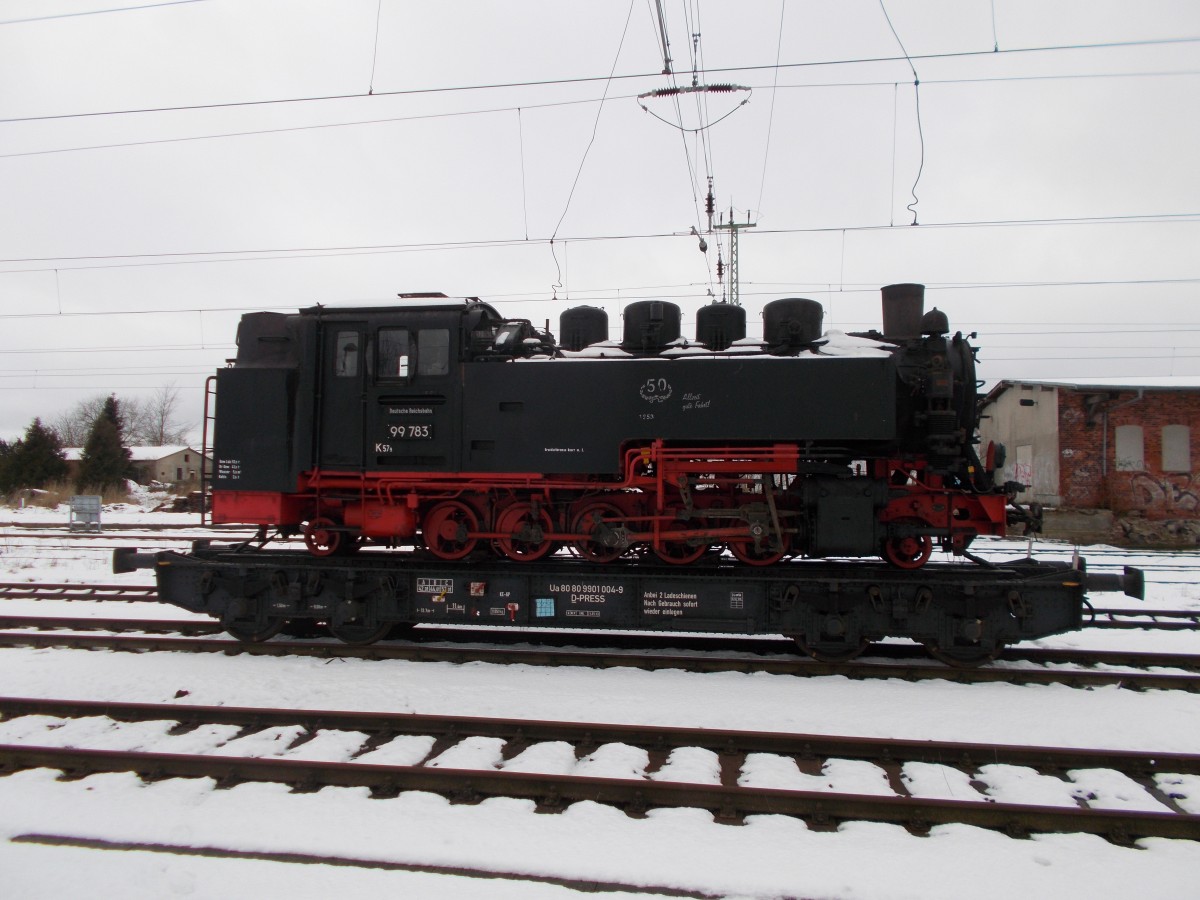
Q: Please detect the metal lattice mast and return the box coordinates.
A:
[716,207,756,306]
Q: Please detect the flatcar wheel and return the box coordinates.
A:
[303,517,343,557]
[422,501,480,560]
[795,638,869,663]
[328,620,392,646]
[926,642,1005,668]
[495,503,555,562]
[225,616,286,643]
[729,533,788,566]
[882,519,933,569]
[570,502,625,564]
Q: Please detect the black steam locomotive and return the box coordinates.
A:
[208,283,1029,567]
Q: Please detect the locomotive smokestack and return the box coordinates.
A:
[880,283,925,339]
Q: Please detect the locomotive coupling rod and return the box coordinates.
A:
[1083,566,1145,601]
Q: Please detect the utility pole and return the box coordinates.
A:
[715,207,755,306]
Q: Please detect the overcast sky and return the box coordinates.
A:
[2,0,1198,442]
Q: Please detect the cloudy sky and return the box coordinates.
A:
[1,0,1198,442]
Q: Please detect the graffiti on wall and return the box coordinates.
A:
[1014,444,1033,492]
[1126,473,1200,514]
[1065,463,1101,504]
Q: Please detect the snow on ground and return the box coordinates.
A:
[1,502,1199,898]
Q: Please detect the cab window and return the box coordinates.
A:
[418,328,450,376]
[378,327,410,380]
[334,331,359,377]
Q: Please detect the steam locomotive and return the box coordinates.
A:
[208,283,1032,569]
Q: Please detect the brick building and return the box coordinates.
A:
[979,380,1200,543]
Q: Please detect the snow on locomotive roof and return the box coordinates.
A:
[297,296,491,315]
[555,329,896,360]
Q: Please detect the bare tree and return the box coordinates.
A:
[131,384,192,446]
[53,386,193,449]
[52,394,109,447]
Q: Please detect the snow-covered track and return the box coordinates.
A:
[1084,607,1200,631]
[0,697,1196,843]
[0,582,157,602]
[3,626,1200,690]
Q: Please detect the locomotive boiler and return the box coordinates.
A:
[206,283,1031,569]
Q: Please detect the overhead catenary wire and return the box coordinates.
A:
[547,0,637,298]
[0,0,209,26]
[366,0,384,95]
[3,35,1195,126]
[1,213,1195,274]
[755,0,788,220]
[4,69,1196,161]
[877,0,923,225]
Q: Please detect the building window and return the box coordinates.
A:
[1114,425,1144,471]
[1163,424,1191,473]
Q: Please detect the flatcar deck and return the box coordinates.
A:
[116,547,1143,663]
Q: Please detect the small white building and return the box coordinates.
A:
[64,446,209,486]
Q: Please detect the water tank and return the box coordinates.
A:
[881,283,925,338]
[559,306,609,351]
[763,298,824,353]
[696,303,746,351]
[622,300,681,353]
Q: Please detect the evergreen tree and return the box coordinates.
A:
[76,396,135,493]
[1,420,68,492]
[0,439,13,494]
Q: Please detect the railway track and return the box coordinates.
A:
[0,582,159,602]
[1085,606,1200,630]
[0,696,1195,843]
[2,619,1199,690]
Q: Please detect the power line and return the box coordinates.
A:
[7,280,1200,322]
[877,0,924,224]
[3,36,1196,126]
[0,344,233,355]
[754,0,788,218]
[0,0,208,26]
[5,69,1196,162]
[0,213,1194,273]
